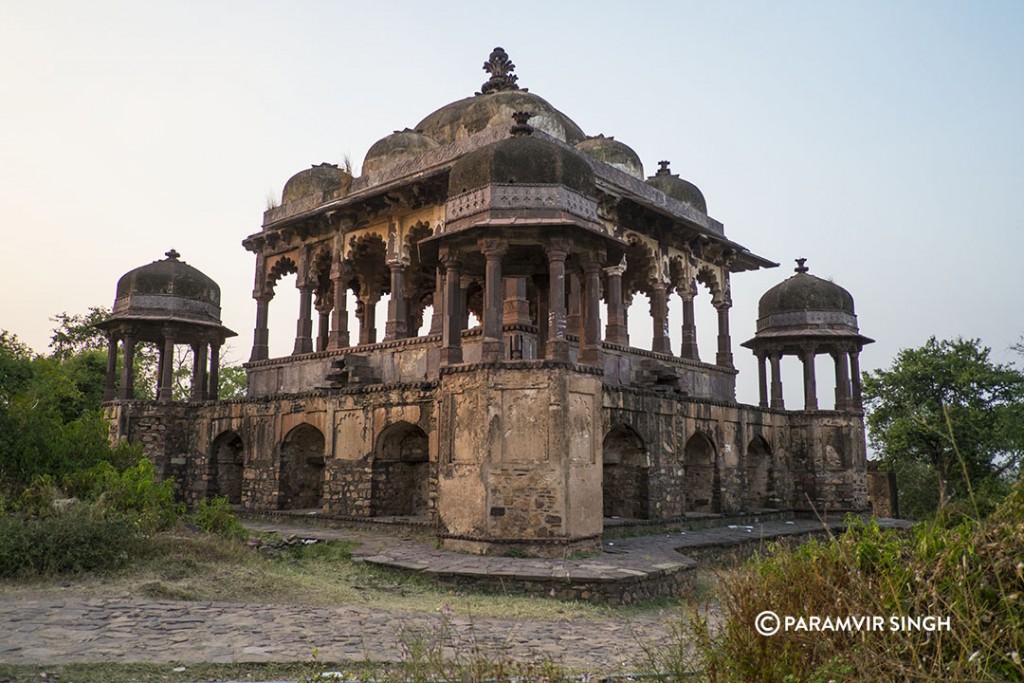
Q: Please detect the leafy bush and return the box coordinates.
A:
[0,502,141,578]
[188,496,246,539]
[72,458,180,532]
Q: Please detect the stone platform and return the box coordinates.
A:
[241,515,913,606]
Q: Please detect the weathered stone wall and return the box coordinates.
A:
[866,461,898,518]
[434,363,604,555]
[105,362,870,555]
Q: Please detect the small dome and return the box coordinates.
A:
[448,116,595,196]
[645,161,707,213]
[281,163,352,204]
[113,249,222,325]
[362,129,440,176]
[758,260,856,319]
[575,135,644,179]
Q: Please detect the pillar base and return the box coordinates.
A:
[327,331,350,350]
[249,344,269,362]
[605,324,628,346]
[440,346,463,365]
[716,352,734,368]
[384,321,408,342]
[546,339,570,362]
[292,339,314,355]
[482,338,503,362]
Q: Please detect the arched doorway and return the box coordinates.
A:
[279,424,325,510]
[371,421,429,517]
[210,430,244,504]
[746,435,773,509]
[602,425,649,519]
[684,432,720,513]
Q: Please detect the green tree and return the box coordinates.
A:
[863,337,1024,515]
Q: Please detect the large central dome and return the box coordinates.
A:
[414,47,586,146]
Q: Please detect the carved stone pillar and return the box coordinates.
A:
[833,348,851,411]
[357,289,380,346]
[534,274,549,357]
[384,259,409,341]
[567,272,582,340]
[770,351,785,410]
[479,239,506,362]
[293,285,314,355]
[603,262,627,345]
[208,341,220,401]
[503,277,531,326]
[327,266,350,350]
[545,245,570,361]
[850,349,863,408]
[250,295,271,362]
[429,268,444,335]
[715,301,734,368]
[801,346,818,411]
[680,281,700,361]
[158,336,174,402]
[650,282,671,355]
[103,334,118,401]
[190,342,207,401]
[440,251,464,365]
[316,306,331,352]
[621,296,631,347]
[757,351,768,408]
[119,333,136,400]
[580,257,603,366]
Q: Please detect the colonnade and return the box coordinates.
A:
[754,344,863,412]
[249,242,736,370]
[102,331,221,402]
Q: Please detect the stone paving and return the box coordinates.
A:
[0,516,912,669]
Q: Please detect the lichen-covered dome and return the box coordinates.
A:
[112,250,223,325]
[415,47,585,146]
[448,116,595,196]
[362,129,440,176]
[417,90,586,146]
[281,163,352,204]
[758,260,856,319]
[575,135,644,179]
[645,161,707,213]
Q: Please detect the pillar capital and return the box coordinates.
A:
[477,237,507,258]
[603,262,627,278]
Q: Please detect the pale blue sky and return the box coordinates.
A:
[2,1,1022,406]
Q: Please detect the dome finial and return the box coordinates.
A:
[479,47,526,95]
[510,111,534,136]
[795,258,809,273]
[656,160,672,176]
[165,248,180,261]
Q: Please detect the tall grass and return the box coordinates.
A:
[658,483,1024,682]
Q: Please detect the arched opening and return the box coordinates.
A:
[279,424,325,510]
[210,430,244,504]
[602,425,649,519]
[684,432,720,513]
[371,421,430,517]
[746,435,773,509]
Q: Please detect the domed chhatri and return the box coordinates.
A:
[449,112,595,196]
[416,48,586,145]
[97,250,235,403]
[113,249,223,325]
[645,161,707,213]
[575,135,644,180]
[362,129,440,176]
[282,163,352,204]
[743,259,872,412]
